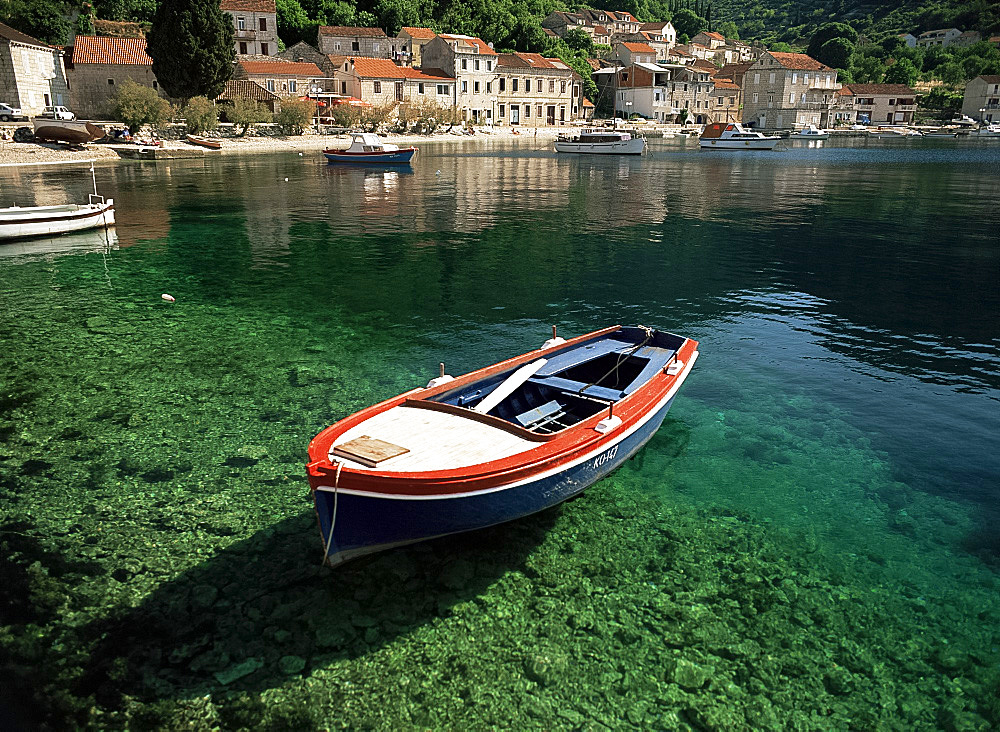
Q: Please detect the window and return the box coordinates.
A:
[474,81,480,93]
[525,104,530,117]
[462,80,467,92]
[888,98,895,105]
[374,81,381,93]
[753,72,760,84]
[560,81,566,93]
[536,104,542,117]
[373,43,380,52]
[437,84,448,95]
[289,80,297,92]
[352,41,359,51]
[152,81,158,90]
[474,59,480,71]
[769,72,775,83]
[486,60,491,71]
[803,73,809,85]
[335,42,341,51]
[107,78,115,85]
[237,16,245,30]
[549,80,555,93]
[792,73,797,84]
[789,93,794,104]
[512,78,518,92]
[418,83,424,94]
[259,17,266,31]
[260,42,268,55]
[267,79,275,92]
[500,104,505,117]
[239,41,248,54]
[499,77,505,92]
[525,79,530,92]
[341,81,347,95]
[486,82,491,93]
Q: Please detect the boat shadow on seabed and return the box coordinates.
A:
[63,506,559,716]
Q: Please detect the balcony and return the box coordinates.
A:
[235,30,258,40]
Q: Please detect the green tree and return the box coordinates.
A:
[563,28,594,55]
[224,98,271,135]
[852,55,884,83]
[672,8,706,40]
[112,79,172,133]
[883,57,918,86]
[3,0,72,45]
[147,0,235,101]
[807,22,857,59]
[938,61,966,85]
[276,0,311,46]
[181,96,218,133]
[818,37,854,69]
[274,98,316,134]
[770,42,792,52]
[718,21,739,41]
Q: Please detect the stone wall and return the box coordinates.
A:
[1,41,70,116]
[68,64,161,119]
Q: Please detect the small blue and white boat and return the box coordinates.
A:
[307,325,699,566]
[323,133,417,164]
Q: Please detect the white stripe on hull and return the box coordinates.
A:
[0,204,115,240]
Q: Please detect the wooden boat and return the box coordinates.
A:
[788,124,830,140]
[32,118,104,144]
[700,122,781,149]
[0,159,115,241]
[323,133,417,164]
[554,129,646,155]
[306,325,699,566]
[185,134,222,150]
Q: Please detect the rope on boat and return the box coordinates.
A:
[578,325,654,399]
[322,459,344,566]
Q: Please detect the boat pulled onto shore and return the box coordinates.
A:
[306,325,699,566]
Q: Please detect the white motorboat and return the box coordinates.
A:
[554,129,646,155]
[699,122,781,150]
[789,124,830,140]
[974,123,1000,137]
[869,127,923,139]
[0,159,115,241]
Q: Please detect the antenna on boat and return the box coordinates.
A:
[90,160,97,197]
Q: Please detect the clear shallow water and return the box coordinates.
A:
[1,137,1000,728]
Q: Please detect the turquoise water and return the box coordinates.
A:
[1,137,999,729]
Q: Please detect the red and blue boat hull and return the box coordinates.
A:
[323,148,416,164]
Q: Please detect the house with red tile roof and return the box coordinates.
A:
[741,51,840,129]
[65,35,162,117]
[220,0,278,56]
[962,75,1000,123]
[215,79,281,113]
[835,83,916,125]
[234,55,324,98]
[615,41,656,65]
[397,27,437,67]
[496,52,582,126]
[421,34,498,123]
[691,31,725,50]
[328,56,454,108]
[0,21,71,117]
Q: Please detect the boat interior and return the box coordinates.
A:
[426,327,684,434]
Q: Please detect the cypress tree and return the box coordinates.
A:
[147,0,235,101]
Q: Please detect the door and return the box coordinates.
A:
[547,105,555,125]
[395,83,403,102]
[511,105,519,124]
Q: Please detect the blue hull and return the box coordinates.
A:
[313,395,676,565]
[324,150,415,164]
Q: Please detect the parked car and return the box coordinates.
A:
[38,106,76,121]
[0,103,26,122]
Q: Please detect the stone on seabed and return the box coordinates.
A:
[214,657,264,685]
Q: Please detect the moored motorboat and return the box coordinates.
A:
[789,124,830,140]
[554,129,646,154]
[185,134,222,150]
[32,118,104,144]
[323,133,417,164]
[974,123,1000,137]
[306,324,699,566]
[0,158,115,240]
[699,122,781,150]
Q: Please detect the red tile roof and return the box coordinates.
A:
[713,80,740,90]
[402,67,452,81]
[497,52,564,70]
[400,27,436,40]
[319,26,387,38]
[841,83,915,95]
[769,51,832,71]
[0,21,51,48]
[621,42,655,53]
[582,98,595,107]
[239,58,322,76]
[701,31,724,41]
[349,57,406,78]
[215,79,280,101]
[438,34,497,56]
[70,35,151,65]
[220,0,276,11]
[593,26,610,35]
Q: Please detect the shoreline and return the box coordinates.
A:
[0,126,570,166]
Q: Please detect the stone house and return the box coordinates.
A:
[330,56,453,108]
[0,21,71,116]
[711,78,741,123]
[741,51,839,130]
[397,27,437,67]
[220,0,278,56]
[496,52,579,126]
[836,83,916,125]
[917,28,962,48]
[611,62,715,123]
[215,78,281,113]
[277,41,328,68]
[898,33,917,48]
[234,56,323,97]
[421,34,498,123]
[615,42,656,66]
[640,22,676,47]
[952,31,982,47]
[962,75,1000,123]
[691,31,726,50]
[65,35,162,118]
[317,26,397,59]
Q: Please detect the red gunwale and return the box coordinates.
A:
[307,327,698,496]
[322,147,418,155]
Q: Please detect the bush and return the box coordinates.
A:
[326,103,362,129]
[394,100,459,135]
[273,98,314,135]
[180,96,218,133]
[359,101,397,132]
[225,98,270,135]
[112,79,172,134]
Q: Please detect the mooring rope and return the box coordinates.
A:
[322,459,344,566]
[579,325,654,397]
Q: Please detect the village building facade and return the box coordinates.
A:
[916,28,962,48]
[397,27,437,67]
[0,22,71,117]
[317,26,398,59]
[216,78,281,113]
[962,75,1000,123]
[836,83,916,125]
[741,51,839,130]
[420,34,498,123]
[234,56,323,97]
[615,42,656,66]
[496,52,578,126]
[330,57,453,107]
[609,62,716,123]
[65,35,161,118]
[220,0,278,56]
